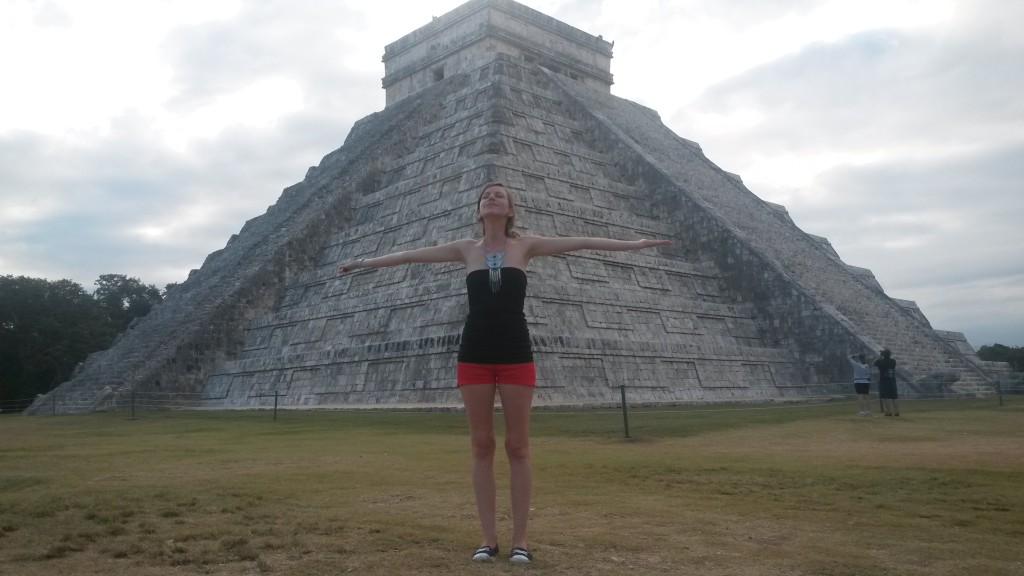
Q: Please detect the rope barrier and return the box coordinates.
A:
[10,389,1017,415]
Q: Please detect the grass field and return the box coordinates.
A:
[1,398,1022,575]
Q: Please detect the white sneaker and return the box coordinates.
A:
[509,547,533,564]
[472,545,498,562]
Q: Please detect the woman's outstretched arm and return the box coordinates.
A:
[524,236,670,259]
[338,239,471,273]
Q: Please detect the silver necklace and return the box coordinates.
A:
[484,244,505,293]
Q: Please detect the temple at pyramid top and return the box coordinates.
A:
[382,0,614,105]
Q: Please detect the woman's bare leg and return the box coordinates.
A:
[498,384,534,550]
[459,384,498,547]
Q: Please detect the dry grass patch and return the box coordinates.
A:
[0,398,1021,575]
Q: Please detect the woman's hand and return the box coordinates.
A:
[338,259,365,274]
[636,239,671,249]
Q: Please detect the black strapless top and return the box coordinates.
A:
[457,268,533,364]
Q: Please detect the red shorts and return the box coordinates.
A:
[456,362,536,387]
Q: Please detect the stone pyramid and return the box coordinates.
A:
[28,0,1003,414]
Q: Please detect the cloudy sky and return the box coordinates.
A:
[1,0,1021,348]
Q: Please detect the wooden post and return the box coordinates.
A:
[619,385,631,439]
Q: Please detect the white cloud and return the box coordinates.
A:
[0,0,243,138]
[163,77,305,149]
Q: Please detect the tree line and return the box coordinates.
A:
[977,344,1024,373]
[0,274,172,411]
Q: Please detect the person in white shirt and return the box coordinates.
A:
[848,353,872,416]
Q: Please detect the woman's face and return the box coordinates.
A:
[477,184,512,219]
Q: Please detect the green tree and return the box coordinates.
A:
[978,344,1024,372]
[0,276,109,408]
[162,282,180,297]
[1,274,166,410]
[93,274,162,333]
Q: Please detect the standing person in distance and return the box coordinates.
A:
[338,181,670,563]
[849,353,872,416]
[874,348,900,416]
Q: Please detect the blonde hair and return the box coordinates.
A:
[476,181,520,238]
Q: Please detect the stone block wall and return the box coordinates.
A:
[546,69,995,395]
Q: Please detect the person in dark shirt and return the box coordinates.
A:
[339,181,668,563]
[874,348,900,416]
